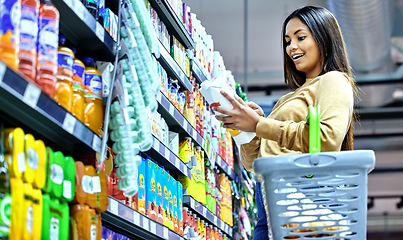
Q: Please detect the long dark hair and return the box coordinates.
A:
[281,6,357,151]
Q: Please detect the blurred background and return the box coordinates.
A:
[183,0,403,239]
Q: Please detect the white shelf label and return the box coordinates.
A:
[192,129,197,140]
[0,62,6,84]
[182,120,188,132]
[202,207,207,216]
[216,156,222,166]
[23,83,41,108]
[75,1,85,20]
[96,23,105,41]
[190,198,194,209]
[220,221,224,230]
[92,135,101,153]
[214,217,217,226]
[142,218,149,231]
[110,199,118,215]
[164,147,170,160]
[168,103,175,116]
[227,165,232,175]
[174,158,180,169]
[150,221,156,234]
[62,113,76,134]
[163,227,169,239]
[133,211,140,226]
[153,138,159,152]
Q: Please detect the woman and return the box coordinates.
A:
[214,6,357,239]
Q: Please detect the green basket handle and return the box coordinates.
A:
[307,105,320,153]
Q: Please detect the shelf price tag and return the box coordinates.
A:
[92,135,101,153]
[202,207,207,216]
[164,147,170,161]
[96,22,105,41]
[133,211,140,226]
[0,62,6,84]
[163,227,169,239]
[142,218,149,231]
[168,102,175,116]
[110,199,118,215]
[175,157,180,169]
[75,2,85,20]
[23,83,41,108]
[220,221,224,230]
[63,113,76,134]
[150,221,156,235]
[213,216,217,226]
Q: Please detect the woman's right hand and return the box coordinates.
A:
[246,101,265,117]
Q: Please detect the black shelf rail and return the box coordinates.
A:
[148,0,195,50]
[102,197,185,240]
[53,0,117,62]
[191,60,210,84]
[0,62,101,155]
[183,195,234,238]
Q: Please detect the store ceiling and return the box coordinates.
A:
[183,0,403,233]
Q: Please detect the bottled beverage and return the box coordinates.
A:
[18,0,39,81]
[0,0,21,70]
[82,57,103,135]
[82,0,99,20]
[54,34,74,111]
[70,47,85,122]
[36,0,59,97]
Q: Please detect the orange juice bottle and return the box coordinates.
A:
[36,0,59,97]
[19,0,39,81]
[54,34,74,111]
[0,0,21,70]
[82,57,103,135]
[70,47,85,122]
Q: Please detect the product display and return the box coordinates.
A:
[0,0,246,239]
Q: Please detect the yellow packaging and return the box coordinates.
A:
[178,137,192,164]
[9,178,24,240]
[4,128,25,178]
[30,188,43,240]
[23,133,37,184]
[32,140,46,189]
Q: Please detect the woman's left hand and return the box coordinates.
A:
[214,90,261,132]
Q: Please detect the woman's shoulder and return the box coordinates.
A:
[321,70,350,82]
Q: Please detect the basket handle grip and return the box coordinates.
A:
[307,105,320,153]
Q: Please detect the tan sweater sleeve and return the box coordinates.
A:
[256,71,353,153]
[239,136,261,171]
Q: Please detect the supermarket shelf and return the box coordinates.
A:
[183,195,234,238]
[148,0,195,49]
[191,60,210,84]
[156,91,204,147]
[53,0,117,62]
[145,135,192,179]
[102,197,185,240]
[157,41,192,92]
[0,62,101,155]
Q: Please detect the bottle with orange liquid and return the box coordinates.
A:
[54,34,74,111]
[18,0,39,81]
[36,0,59,97]
[82,57,103,135]
[70,47,85,122]
[0,0,21,70]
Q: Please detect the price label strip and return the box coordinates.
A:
[110,199,118,215]
[96,22,105,41]
[23,83,41,108]
[92,135,101,153]
[133,211,140,226]
[62,113,76,134]
[0,62,6,84]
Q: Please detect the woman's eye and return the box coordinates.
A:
[286,40,291,46]
[298,36,306,41]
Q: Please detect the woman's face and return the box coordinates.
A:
[285,17,322,79]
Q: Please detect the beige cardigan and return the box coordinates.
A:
[240,71,354,171]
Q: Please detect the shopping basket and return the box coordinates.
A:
[253,106,376,240]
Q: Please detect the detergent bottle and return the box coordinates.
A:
[0,0,21,70]
[82,57,103,135]
[36,0,59,97]
[18,0,39,81]
[54,34,74,111]
[70,47,85,122]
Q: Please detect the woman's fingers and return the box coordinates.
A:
[220,90,242,108]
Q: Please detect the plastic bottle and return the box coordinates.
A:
[36,0,59,97]
[70,47,85,122]
[54,34,74,111]
[0,0,21,70]
[82,56,103,135]
[18,0,39,81]
[82,0,99,20]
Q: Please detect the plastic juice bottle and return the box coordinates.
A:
[82,57,103,135]
[0,0,21,70]
[70,47,85,122]
[18,0,39,81]
[36,0,59,97]
[54,34,74,111]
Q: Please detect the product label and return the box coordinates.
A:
[26,147,39,170]
[82,175,93,194]
[0,0,21,46]
[17,152,26,173]
[20,5,38,51]
[0,193,11,228]
[84,73,102,99]
[26,205,33,234]
[90,224,97,240]
[92,176,101,193]
[50,164,64,185]
[57,52,74,72]
[63,180,72,200]
[49,217,59,240]
[73,64,85,90]
[37,17,58,65]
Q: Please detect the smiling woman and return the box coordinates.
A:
[213,5,359,240]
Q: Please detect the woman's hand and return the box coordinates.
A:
[214,91,261,132]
